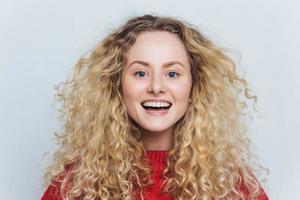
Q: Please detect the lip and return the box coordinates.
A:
[140,98,172,116]
[141,99,172,104]
[144,109,169,116]
[143,107,170,116]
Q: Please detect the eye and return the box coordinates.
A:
[134,71,146,78]
[167,71,179,79]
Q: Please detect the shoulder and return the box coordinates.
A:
[239,179,269,200]
[41,164,75,200]
[41,179,63,200]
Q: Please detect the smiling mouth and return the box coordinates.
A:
[141,103,172,111]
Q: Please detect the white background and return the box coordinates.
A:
[0,0,299,199]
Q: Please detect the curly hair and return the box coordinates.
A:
[43,14,267,200]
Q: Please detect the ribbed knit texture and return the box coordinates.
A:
[41,150,268,200]
[135,150,172,200]
[40,150,172,200]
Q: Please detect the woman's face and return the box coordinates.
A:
[121,31,192,136]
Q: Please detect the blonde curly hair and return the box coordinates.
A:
[43,14,268,200]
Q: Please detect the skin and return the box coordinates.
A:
[121,31,192,151]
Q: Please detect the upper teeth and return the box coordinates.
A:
[142,101,171,107]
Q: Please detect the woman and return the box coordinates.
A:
[41,14,269,199]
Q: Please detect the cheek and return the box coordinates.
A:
[121,78,145,103]
[170,81,192,101]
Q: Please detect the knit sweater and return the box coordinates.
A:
[41,150,268,200]
[135,150,171,200]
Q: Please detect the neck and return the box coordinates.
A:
[140,127,173,151]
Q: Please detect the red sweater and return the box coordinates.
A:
[41,150,268,200]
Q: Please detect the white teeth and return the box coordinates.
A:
[142,101,171,107]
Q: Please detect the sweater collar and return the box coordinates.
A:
[146,150,169,169]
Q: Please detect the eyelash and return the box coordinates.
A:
[134,71,180,79]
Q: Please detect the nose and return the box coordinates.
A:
[147,74,166,95]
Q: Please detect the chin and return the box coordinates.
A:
[140,124,173,133]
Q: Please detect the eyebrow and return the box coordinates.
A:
[127,60,186,69]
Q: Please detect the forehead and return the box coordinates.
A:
[125,31,190,66]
